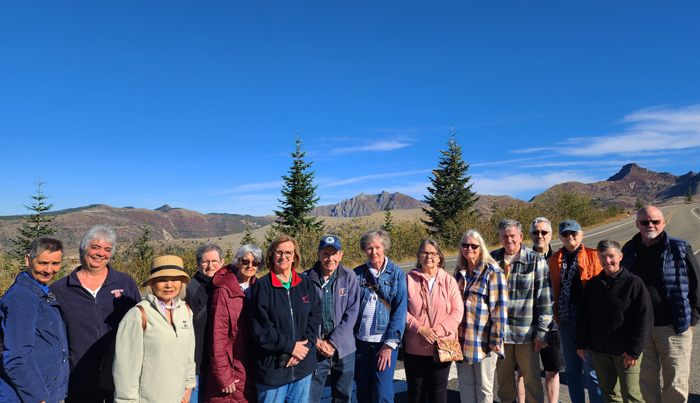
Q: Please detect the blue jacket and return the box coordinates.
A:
[303,262,360,359]
[353,258,407,343]
[50,265,141,392]
[249,270,321,386]
[621,231,700,334]
[0,273,69,403]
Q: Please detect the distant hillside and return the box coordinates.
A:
[537,163,700,208]
[0,204,275,251]
[311,191,429,217]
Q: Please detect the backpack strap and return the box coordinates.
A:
[136,305,147,332]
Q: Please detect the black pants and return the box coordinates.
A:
[66,387,114,403]
[404,352,452,403]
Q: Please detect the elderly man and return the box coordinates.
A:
[304,236,360,403]
[185,243,224,403]
[549,220,604,403]
[490,218,552,403]
[0,236,70,403]
[51,225,141,403]
[621,206,700,403]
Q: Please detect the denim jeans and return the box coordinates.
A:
[190,373,206,403]
[558,307,604,403]
[354,339,398,403]
[309,352,355,403]
[256,374,312,403]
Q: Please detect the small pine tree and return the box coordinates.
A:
[273,134,324,236]
[422,126,479,245]
[686,186,693,203]
[634,197,645,211]
[10,180,57,264]
[381,204,395,236]
[131,224,155,284]
[241,221,257,246]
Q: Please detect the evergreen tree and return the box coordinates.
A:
[381,204,395,236]
[273,135,324,236]
[131,224,155,285]
[240,220,257,246]
[686,186,694,203]
[10,180,57,263]
[422,126,479,244]
[634,197,645,210]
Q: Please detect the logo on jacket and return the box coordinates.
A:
[111,289,124,298]
[338,288,346,296]
[302,295,309,303]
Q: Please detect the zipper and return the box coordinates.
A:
[286,289,295,379]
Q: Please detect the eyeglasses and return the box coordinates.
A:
[560,231,578,238]
[200,260,221,267]
[638,220,662,226]
[531,231,549,236]
[461,243,480,250]
[240,259,259,267]
[274,250,295,258]
[419,251,439,258]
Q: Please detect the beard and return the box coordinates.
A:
[644,228,659,240]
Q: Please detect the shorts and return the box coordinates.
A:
[540,330,565,372]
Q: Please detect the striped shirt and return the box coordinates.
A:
[491,246,553,344]
[455,263,508,364]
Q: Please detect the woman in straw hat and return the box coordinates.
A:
[113,255,196,403]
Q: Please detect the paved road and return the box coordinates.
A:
[383,203,700,403]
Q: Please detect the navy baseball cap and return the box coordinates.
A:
[558,220,581,233]
[319,236,342,251]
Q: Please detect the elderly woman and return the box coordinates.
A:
[204,244,262,403]
[576,240,653,403]
[549,220,604,403]
[249,236,321,402]
[454,229,507,403]
[353,229,407,403]
[50,225,141,403]
[404,238,463,403]
[113,255,196,403]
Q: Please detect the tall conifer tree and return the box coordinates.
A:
[273,135,324,235]
[10,180,57,263]
[422,127,478,243]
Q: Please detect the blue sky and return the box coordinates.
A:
[2,1,700,216]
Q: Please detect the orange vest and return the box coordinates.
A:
[549,243,603,323]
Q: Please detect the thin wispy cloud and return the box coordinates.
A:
[472,171,600,197]
[330,140,415,155]
[470,156,545,167]
[218,181,283,195]
[323,169,432,187]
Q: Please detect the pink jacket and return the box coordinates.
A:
[405,268,464,356]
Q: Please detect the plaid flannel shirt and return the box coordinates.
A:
[491,246,553,344]
[455,263,508,364]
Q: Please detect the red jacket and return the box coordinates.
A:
[204,266,256,403]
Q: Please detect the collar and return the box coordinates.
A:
[270,269,302,288]
[67,264,117,287]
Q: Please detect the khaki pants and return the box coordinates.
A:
[457,351,498,403]
[590,350,641,403]
[497,343,544,403]
[639,325,693,403]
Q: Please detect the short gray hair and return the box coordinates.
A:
[79,225,117,257]
[360,229,391,252]
[498,218,522,234]
[530,217,552,234]
[597,239,621,255]
[415,238,445,269]
[28,235,64,260]
[195,243,223,263]
[456,229,498,270]
[232,244,263,266]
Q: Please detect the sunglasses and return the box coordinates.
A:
[560,231,578,238]
[638,220,662,226]
[461,243,480,250]
[240,259,259,267]
[360,281,379,292]
[531,231,549,236]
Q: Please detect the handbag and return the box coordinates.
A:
[420,278,463,363]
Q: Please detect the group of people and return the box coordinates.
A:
[0,205,697,403]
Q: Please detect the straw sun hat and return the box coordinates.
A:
[142,255,191,287]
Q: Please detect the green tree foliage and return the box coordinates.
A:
[422,127,478,246]
[240,220,257,246]
[10,180,57,264]
[686,186,693,203]
[634,197,645,210]
[273,135,324,236]
[129,224,155,285]
[381,204,395,236]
